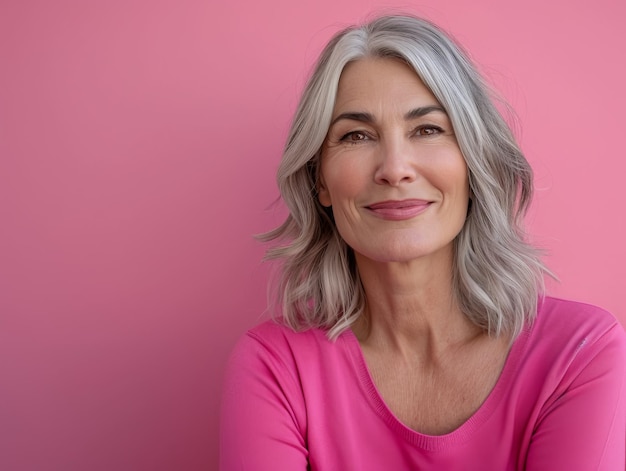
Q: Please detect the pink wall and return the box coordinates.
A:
[1,0,624,469]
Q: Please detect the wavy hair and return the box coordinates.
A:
[261,14,548,340]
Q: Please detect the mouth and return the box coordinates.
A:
[365,199,432,220]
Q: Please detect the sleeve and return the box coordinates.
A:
[219,331,309,470]
[525,323,626,470]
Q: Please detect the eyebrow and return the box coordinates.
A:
[330,105,447,127]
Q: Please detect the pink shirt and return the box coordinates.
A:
[220,297,626,470]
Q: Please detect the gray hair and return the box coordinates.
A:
[261,14,548,340]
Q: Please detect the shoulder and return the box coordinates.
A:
[222,320,356,424]
[533,296,624,342]
[524,296,626,378]
[247,319,328,345]
[226,320,344,381]
[235,320,334,358]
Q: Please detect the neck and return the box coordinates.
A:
[352,247,483,358]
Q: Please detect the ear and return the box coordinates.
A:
[317,174,332,207]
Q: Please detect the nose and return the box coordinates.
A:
[373,136,418,186]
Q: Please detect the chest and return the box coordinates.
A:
[363,342,509,435]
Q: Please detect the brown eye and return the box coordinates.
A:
[341,131,369,142]
[416,126,443,136]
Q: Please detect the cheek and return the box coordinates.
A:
[452,170,471,222]
[458,166,470,200]
[320,173,366,242]
[428,156,470,215]
[318,161,334,207]
[319,158,367,206]
[443,154,469,195]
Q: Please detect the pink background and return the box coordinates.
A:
[1,0,624,469]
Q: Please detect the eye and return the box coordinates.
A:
[340,131,369,143]
[415,125,444,136]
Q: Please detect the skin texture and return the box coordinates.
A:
[319,58,509,434]
[319,58,469,266]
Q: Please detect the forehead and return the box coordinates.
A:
[333,57,440,112]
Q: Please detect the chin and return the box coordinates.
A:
[351,236,456,266]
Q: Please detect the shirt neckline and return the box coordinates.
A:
[339,321,533,451]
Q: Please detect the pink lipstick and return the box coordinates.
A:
[366,199,432,220]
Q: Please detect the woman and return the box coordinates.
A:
[220,15,626,470]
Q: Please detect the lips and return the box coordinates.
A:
[366,199,432,220]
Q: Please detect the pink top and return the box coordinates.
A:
[220,297,626,470]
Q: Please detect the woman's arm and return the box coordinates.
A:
[525,324,626,470]
[219,331,309,470]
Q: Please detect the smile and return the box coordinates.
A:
[365,199,432,220]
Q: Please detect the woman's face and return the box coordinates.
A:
[319,57,469,266]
